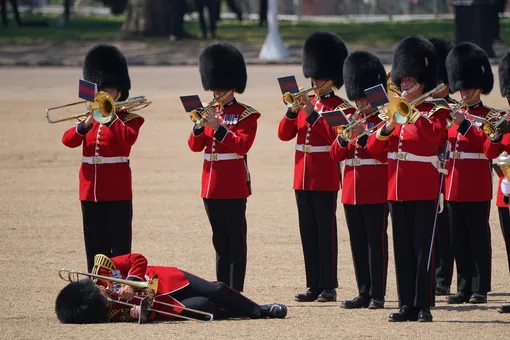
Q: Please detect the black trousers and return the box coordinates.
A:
[434,206,454,289]
[498,207,510,275]
[196,0,219,38]
[447,201,492,295]
[343,203,389,299]
[169,0,186,38]
[81,201,133,273]
[170,271,261,320]
[389,200,436,308]
[203,198,247,292]
[0,0,21,26]
[295,190,338,289]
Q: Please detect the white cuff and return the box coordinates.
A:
[501,179,510,195]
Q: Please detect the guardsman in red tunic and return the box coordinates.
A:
[367,36,451,322]
[278,32,353,303]
[61,45,144,273]
[187,42,260,293]
[330,51,389,310]
[483,52,510,314]
[444,42,495,305]
[55,253,287,323]
[428,37,457,297]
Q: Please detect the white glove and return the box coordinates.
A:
[501,179,510,195]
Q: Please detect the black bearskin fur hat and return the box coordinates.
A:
[55,279,108,324]
[391,35,438,93]
[83,44,131,102]
[302,31,348,89]
[446,42,493,94]
[199,42,247,93]
[499,52,510,98]
[428,37,454,85]
[343,51,387,101]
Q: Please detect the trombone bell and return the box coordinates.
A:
[386,97,411,124]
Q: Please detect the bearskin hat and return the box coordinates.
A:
[199,42,247,94]
[428,37,454,85]
[83,44,131,102]
[302,32,348,89]
[343,51,387,101]
[446,42,493,94]
[391,35,438,93]
[55,279,108,324]
[499,52,510,98]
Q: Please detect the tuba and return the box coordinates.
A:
[189,90,233,128]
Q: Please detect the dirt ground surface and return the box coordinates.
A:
[1,65,510,340]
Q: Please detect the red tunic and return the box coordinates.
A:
[97,253,190,322]
[277,92,356,191]
[367,102,450,201]
[187,99,260,199]
[484,128,510,207]
[444,103,495,202]
[61,111,145,202]
[330,113,388,205]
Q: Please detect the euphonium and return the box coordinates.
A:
[190,90,233,128]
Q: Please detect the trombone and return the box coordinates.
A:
[342,83,447,143]
[190,90,233,128]
[46,91,151,124]
[282,80,333,109]
[58,269,214,323]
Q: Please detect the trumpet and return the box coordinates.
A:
[464,110,510,138]
[337,103,373,140]
[282,80,333,109]
[46,92,151,124]
[58,269,214,323]
[190,90,233,128]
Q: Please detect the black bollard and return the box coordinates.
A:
[452,0,496,58]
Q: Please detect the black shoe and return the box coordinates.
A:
[469,293,487,304]
[388,308,418,322]
[317,289,336,302]
[368,298,385,309]
[295,288,320,302]
[260,304,287,318]
[447,292,469,304]
[435,285,450,296]
[340,295,370,309]
[417,308,433,322]
[498,304,510,313]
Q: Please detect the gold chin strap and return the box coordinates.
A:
[91,254,117,277]
[313,80,333,97]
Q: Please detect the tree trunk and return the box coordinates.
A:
[121,0,173,36]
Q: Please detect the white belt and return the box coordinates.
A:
[204,153,242,161]
[295,144,330,153]
[388,152,438,163]
[387,151,447,174]
[449,151,488,160]
[82,156,128,164]
[345,158,385,166]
